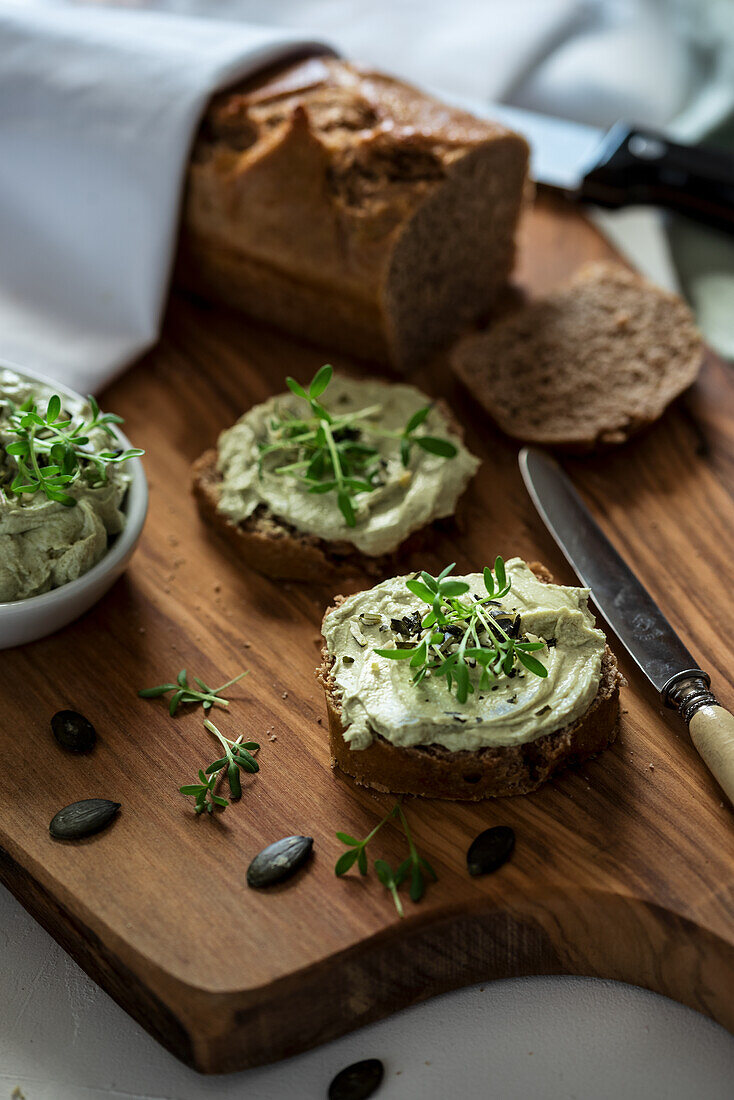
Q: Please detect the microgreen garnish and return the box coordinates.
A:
[373,557,549,704]
[179,719,260,814]
[138,669,248,716]
[1,392,143,506]
[335,799,437,917]
[178,769,230,816]
[258,364,457,527]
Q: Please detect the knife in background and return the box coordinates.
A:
[470,100,734,236]
[519,447,734,805]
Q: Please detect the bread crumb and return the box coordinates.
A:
[282,691,288,699]
[243,641,251,648]
[649,763,655,770]
[269,734,278,742]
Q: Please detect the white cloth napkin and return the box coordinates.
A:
[0,2,333,393]
[0,0,587,394]
[132,0,588,106]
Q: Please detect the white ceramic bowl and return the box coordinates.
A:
[0,363,148,649]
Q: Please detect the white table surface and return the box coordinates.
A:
[2,880,733,1099]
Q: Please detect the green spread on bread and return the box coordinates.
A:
[0,369,134,602]
[322,558,606,751]
[215,372,479,556]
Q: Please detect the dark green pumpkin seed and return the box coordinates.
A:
[467,825,515,877]
[328,1058,384,1100]
[246,835,313,888]
[49,799,120,840]
[51,710,96,753]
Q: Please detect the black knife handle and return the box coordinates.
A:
[580,122,734,234]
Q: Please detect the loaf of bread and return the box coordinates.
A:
[178,56,529,370]
[451,261,704,450]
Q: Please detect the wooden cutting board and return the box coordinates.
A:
[1,197,732,1074]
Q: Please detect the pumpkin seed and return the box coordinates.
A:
[246,835,313,888]
[328,1058,384,1100]
[49,799,120,840]
[466,825,515,877]
[51,710,96,754]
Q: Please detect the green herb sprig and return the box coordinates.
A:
[335,799,437,917]
[138,669,248,717]
[258,364,457,527]
[179,720,260,814]
[374,557,549,704]
[2,392,143,506]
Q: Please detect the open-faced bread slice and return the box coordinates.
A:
[451,261,704,450]
[191,373,479,581]
[193,447,419,581]
[317,562,624,799]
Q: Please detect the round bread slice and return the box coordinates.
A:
[451,261,704,450]
[317,563,625,799]
[191,395,472,582]
[192,449,459,582]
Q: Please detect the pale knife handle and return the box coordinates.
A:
[667,677,734,806]
[688,706,734,807]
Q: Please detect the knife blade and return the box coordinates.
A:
[519,447,734,804]
[446,93,734,235]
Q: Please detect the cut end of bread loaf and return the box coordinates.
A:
[384,136,530,369]
[451,261,704,450]
[317,563,625,799]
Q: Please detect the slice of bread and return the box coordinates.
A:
[317,563,624,799]
[451,261,704,450]
[193,448,386,581]
[192,449,457,582]
[191,384,475,582]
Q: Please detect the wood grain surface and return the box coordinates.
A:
[0,197,732,1073]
